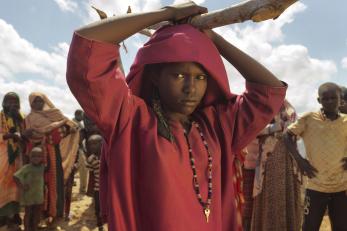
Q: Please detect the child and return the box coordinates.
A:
[284,82,347,231]
[85,134,104,231]
[13,147,44,231]
[81,115,101,198]
[67,2,286,230]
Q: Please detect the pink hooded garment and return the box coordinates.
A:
[66,24,286,231]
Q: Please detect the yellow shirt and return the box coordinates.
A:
[288,111,347,193]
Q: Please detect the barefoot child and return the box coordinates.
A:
[67,2,286,230]
[85,134,104,231]
[284,82,347,231]
[13,147,44,231]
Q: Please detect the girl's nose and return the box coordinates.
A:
[183,76,196,94]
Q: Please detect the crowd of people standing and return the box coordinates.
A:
[0,92,104,231]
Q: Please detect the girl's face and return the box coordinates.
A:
[31,96,45,111]
[153,62,208,121]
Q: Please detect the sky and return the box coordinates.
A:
[0,0,346,117]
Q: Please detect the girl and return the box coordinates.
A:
[67,2,287,230]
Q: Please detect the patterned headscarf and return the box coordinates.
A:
[26,92,69,135]
[1,92,24,164]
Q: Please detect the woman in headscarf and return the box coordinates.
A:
[0,92,25,231]
[24,92,79,225]
[242,100,302,231]
[67,2,287,231]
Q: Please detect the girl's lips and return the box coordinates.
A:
[180,100,198,106]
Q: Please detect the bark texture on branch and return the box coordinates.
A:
[190,0,298,29]
[92,0,298,35]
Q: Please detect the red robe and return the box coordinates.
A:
[67,25,286,231]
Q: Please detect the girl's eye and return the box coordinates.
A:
[196,75,207,80]
[176,73,185,79]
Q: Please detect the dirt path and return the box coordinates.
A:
[50,174,108,231]
[0,175,332,231]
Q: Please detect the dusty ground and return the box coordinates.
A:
[41,173,108,231]
[0,173,107,231]
[0,175,332,231]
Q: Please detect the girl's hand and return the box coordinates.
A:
[164,1,207,22]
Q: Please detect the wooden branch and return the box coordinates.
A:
[91,6,107,19]
[190,0,298,29]
[138,0,298,36]
[139,29,154,37]
[92,0,297,38]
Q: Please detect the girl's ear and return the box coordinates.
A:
[317,97,321,104]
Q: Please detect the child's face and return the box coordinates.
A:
[152,62,208,120]
[87,138,102,156]
[30,149,43,165]
[318,89,341,113]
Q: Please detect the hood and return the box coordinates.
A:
[126,24,234,107]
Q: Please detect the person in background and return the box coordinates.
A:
[243,100,302,231]
[73,109,88,194]
[0,92,26,231]
[64,109,88,220]
[24,92,79,227]
[14,146,45,231]
[339,86,347,114]
[284,82,347,231]
[81,115,101,198]
[85,134,104,231]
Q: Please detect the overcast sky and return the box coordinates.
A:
[0,0,346,117]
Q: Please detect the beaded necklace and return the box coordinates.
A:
[183,121,213,223]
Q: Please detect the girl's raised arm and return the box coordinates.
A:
[204,29,284,87]
[77,2,207,44]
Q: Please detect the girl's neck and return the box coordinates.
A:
[164,112,192,131]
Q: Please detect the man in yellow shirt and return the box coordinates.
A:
[284,82,347,231]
